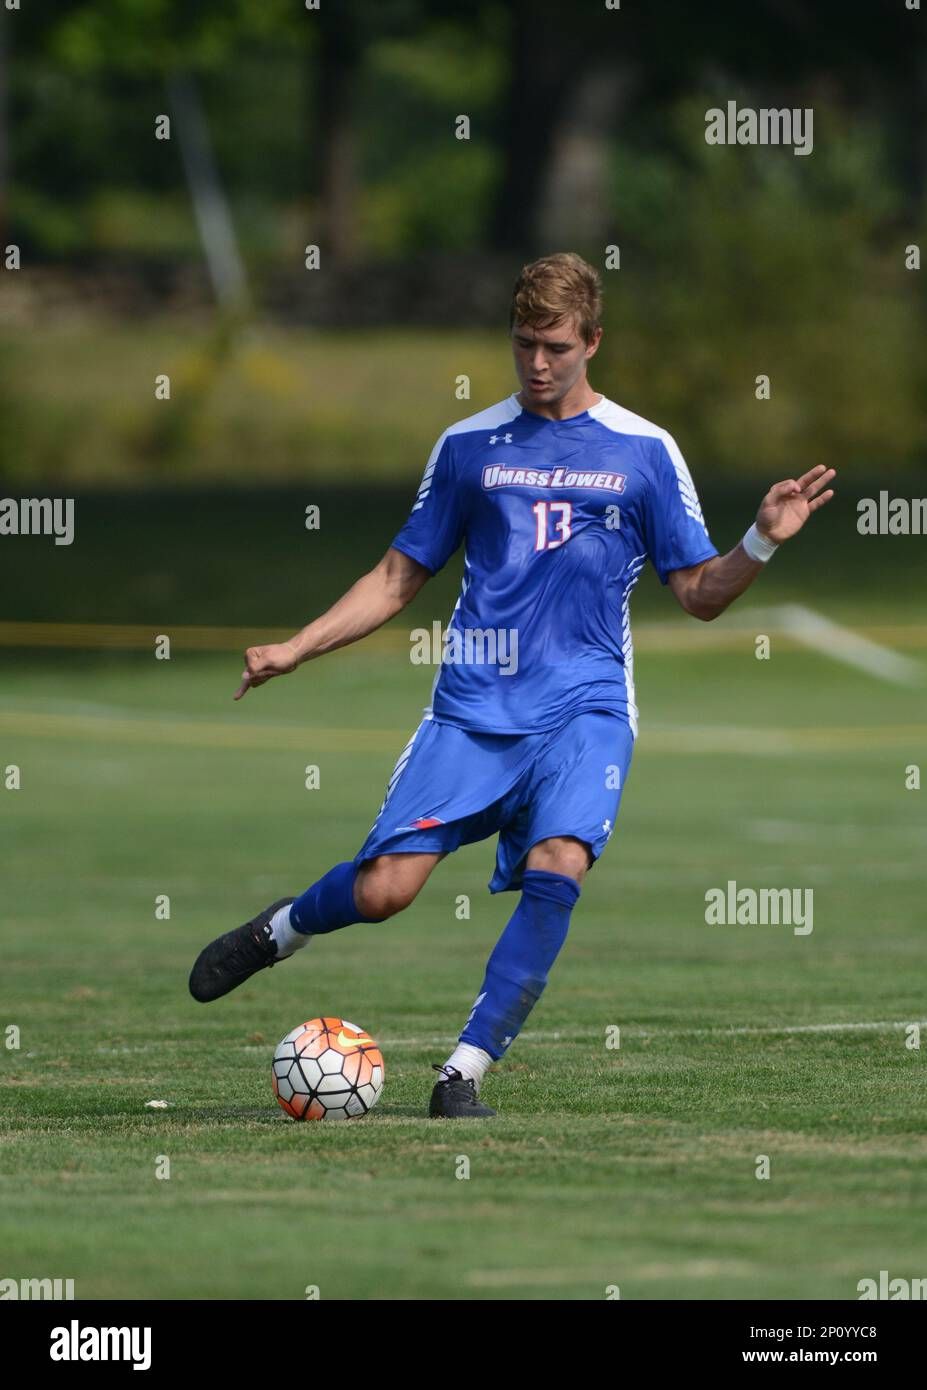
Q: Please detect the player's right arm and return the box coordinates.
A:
[233,546,430,700]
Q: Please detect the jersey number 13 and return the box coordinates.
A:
[532,500,573,551]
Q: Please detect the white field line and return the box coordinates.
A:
[356,1019,927,1047]
[89,1019,927,1056]
[1,706,925,756]
[757,604,922,686]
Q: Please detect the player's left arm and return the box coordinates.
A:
[667,464,836,621]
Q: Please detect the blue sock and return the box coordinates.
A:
[459,868,581,1060]
[289,860,386,935]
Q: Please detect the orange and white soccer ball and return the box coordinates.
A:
[272,1017,384,1120]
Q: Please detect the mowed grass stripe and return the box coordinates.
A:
[1,707,925,753]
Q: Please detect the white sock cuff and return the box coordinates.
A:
[441,1042,494,1092]
[269,902,309,957]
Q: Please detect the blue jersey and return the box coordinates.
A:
[390,393,718,737]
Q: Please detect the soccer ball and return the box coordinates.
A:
[272,1017,384,1121]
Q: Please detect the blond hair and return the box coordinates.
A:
[509,252,603,345]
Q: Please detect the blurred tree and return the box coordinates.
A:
[0,14,7,245]
[488,0,589,252]
[488,0,925,253]
[4,0,924,300]
[310,0,461,265]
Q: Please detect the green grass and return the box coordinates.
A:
[3,310,925,490]
[1,623,925,1299]
[0,324,512,487]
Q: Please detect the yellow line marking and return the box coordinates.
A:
[0,710,402,751]
[3,620,927,653]
[0,622,400,652]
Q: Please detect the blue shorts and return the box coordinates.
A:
[353,710,634,893]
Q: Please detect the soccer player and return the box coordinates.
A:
[189,252,835,1118]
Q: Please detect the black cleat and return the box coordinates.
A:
[428,1064,497,1118]
[189,897,297,1003]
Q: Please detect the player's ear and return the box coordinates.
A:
[585,326,603,359]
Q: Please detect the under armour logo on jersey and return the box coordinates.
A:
[489,433,513,445]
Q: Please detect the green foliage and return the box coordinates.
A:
[46,0,301,77]
[0,325,512,486]
[6,20,925,480]
[597,99,927,475]
[362,146,499,254]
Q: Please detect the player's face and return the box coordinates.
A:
[511,316,601,407]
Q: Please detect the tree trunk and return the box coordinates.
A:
[0,15,8,248]
[314,5,362,268]
[488,0,585,254]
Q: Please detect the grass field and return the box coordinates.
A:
[2,587,925,1299]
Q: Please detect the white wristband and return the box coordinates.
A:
[742,523,779,563]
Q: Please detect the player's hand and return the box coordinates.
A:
[233,641,299,700]
[755,465,836,545]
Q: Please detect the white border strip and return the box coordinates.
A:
[762,603,922,686]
